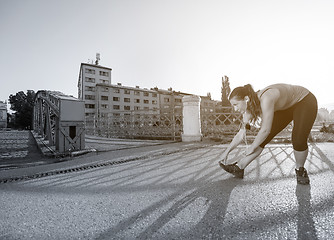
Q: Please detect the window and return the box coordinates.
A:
[134,106,140,110]
[101,104,108,109]
[152,93,157,97]
[135,99,140,103]
[144,92,149,97]
[113,105,120,110]
[100,87,108,92]
[144,100,149,104]
[175,98,182,103]
[85,86,95,91]
[152,100,157,105]
[134,91,140,96]
[85,68,95,74]
[114,89,120,93]
[85,77,95,83]
[100,79,109,84]
[144,107,149,110]
[99,71,109,77]
[124,90,131,94]
[101,96,108,101]
[164,98,170,103]
[85,104,95,109]
[124,106,130,110]
[124,98,130,102]
[85,95,95,100]
[113,97,120,101]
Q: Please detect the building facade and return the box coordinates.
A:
[77,63,112,116]
[95,83,160,117]
[77,62,219,119]
[0,101,7,128]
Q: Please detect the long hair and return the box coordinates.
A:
[229,84,261,123]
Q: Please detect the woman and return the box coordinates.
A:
[219,83,318,184]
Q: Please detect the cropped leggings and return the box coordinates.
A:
[259,92,318,151]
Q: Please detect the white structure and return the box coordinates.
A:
[0,101,7,128]
[181,95,202,142]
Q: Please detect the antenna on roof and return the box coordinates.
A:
[95,53,100,65]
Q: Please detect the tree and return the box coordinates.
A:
[8,90,35,129]
[221,75,231,106]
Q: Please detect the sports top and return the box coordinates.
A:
[257,83,310,111]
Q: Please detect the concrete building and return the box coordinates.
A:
[77,62,220,119]
[0,101,7,128]
[152,87,191,116]
[77,63,112,116]
[95,83,160,117]
[200,94,219,114]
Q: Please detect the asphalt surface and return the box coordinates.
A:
[0,131,333,239]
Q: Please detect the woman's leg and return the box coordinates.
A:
[294,149,308,169]
[292,93,318,169]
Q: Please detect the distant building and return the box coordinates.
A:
[96,83,160,117]
[152,87,191,116]
[200,94,219,114]
[77,62,219,118]
[77,63,112,116]
[0,101,7,128]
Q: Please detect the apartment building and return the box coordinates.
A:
[96,83,159,117]
[152,87,190,115]
[77,63,112,116]
[200,94,219,114]
[77,62,219,118]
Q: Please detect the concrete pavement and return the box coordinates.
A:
[0,139,333,239]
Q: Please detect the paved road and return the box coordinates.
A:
[0,131,173,170]
[0,140,333,239]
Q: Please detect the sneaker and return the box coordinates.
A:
[219,161,244,179]
[295,167,310,185]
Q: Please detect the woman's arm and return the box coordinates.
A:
[221,112,251,160]
[223,127,246,156]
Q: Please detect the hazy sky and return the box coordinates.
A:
[1,0,334,107]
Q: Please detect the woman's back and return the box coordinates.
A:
[258,83,309,111]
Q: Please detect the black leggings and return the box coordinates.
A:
[259,92,318,151]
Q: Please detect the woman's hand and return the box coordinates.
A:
[245,146,255,156]
[220,151,229,163]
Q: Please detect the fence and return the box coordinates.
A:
[201,107,242,140]
[85,110,183,140]
[85,106,294,142]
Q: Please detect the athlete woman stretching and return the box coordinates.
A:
[219,83,318,184]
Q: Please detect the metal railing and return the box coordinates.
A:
[85,107,294,142]
[201,107,243,139]
[85,110,183,140]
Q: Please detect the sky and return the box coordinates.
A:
[1,0,334,109]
